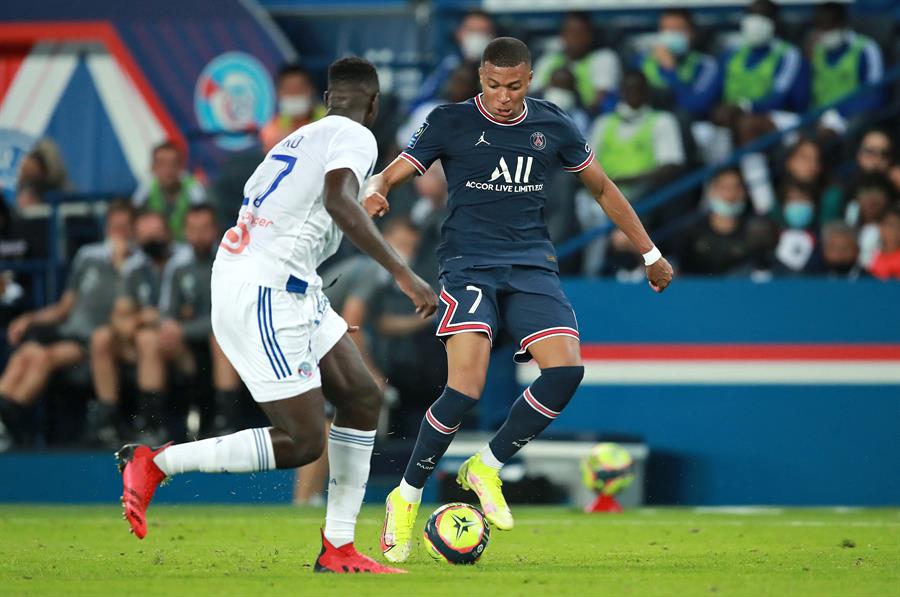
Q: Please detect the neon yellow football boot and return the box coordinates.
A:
[381,487,420,563]
[456,453,514,530]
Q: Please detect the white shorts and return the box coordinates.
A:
[211,271,347,403]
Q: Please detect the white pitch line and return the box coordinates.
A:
[2,517,898,528]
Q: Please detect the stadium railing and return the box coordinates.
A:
[556,64,900,259]
[0,192,126,307]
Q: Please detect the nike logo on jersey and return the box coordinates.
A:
[475,131,491,146]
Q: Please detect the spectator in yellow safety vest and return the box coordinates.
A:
[132,141,208,241]
[809,2,885,135]
[532,12,621,113]
[639,8,720,120]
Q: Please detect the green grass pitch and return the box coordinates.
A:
[1,505,897,596]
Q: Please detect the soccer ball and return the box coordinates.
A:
[423,502,490,565]
[581,442,635,496]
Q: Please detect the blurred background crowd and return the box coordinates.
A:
[0,0,898,481]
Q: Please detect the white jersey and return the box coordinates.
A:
[213,115,377,293]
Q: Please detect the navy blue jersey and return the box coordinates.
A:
[400,94,594,273]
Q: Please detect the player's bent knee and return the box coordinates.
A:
[540,365,584,397]
[330,374,382,421]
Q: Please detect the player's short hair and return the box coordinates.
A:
[186,203,218,223]
[328,57,379,94]
[106,198,135,223]
[481,37,531,68]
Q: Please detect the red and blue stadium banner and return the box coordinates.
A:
[509,279,900,505]
[0,1,293,196]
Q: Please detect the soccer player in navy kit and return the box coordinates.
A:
[371,38,673,562]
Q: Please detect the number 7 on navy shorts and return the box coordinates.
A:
[435,265,579,363]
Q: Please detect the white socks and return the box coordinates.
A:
[324,425,376,548]
[151,424,376,549]
[398,478,423,503]
[153,428,275,476]
[479,445,503,469]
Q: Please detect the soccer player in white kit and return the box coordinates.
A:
[116,57,437,574]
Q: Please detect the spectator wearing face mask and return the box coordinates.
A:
[639,8,720,119]
[676,168,749,275]
[869,207,900,280]
[845,174,896,268]
[714,0,809,127]
[0,200,135,449]
[810,2,885,134]
[89,211,191,444]
[133,141,207,241]
[409,11,495,112]
[396,64,480,154]
[541,67,592,135]
[711,0,810,215]
[589,70,685,198]
[367,218,444,437]
[774,182,819,272]
[260,65,324,153]
[152,205,242,438]
[533,12,621,113]
[574,71,684,274]
[575,70,685,274]
[806,222,869,279]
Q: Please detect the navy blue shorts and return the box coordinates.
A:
[436,265,579,363]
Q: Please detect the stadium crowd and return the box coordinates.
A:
[1,1,899,454]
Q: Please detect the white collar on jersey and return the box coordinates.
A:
[474,93,529,126]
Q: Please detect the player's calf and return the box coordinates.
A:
[484,365,584,464]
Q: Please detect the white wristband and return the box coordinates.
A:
[643,246,662,266]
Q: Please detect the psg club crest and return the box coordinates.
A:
[530,131,546,151]
[195,52,275,151]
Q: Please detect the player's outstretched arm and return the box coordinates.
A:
[363,156,420,218]
[578,161,674,293]
[325,168,437,317]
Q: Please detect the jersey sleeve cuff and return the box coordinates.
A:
[562,151,594,173]
[399,152,427,175]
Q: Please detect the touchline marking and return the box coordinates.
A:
[6,517,897,528]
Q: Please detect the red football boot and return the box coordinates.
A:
[116,443,171,539]
[314,531,407,574]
